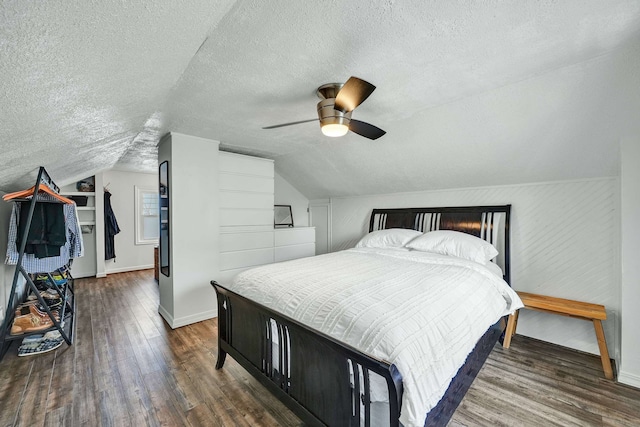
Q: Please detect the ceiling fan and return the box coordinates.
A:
[263,76,386,140]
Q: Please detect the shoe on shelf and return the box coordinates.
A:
[26,291,62,307]
[15,304,60,320]
[31,274,67,294]
[35,273,67,286]
[17,331,64,357]
[17,297,63,312]
[33,279,48,292]
[10,313,54,335]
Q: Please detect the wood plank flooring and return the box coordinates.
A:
[1,270,638,426]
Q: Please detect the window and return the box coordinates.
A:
[135,186,159,245]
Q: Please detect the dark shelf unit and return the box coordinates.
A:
[0,167,77,361]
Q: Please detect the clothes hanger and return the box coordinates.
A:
[3,184,74,204]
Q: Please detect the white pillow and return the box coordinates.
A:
[405,230,498,265]
[355,228,423,249]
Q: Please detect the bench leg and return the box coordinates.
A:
[503,310,519,349]
[593,319,614,380]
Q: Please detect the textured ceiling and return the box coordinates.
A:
[1,0,639,197]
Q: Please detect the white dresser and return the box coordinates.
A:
[275,227,316,262]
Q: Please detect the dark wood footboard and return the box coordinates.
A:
[212,281,403,427]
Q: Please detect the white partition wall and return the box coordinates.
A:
[218,152,275,284]
[217,153,316,284]
[157,132,220,328]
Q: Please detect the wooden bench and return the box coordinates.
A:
[503,291,613,380]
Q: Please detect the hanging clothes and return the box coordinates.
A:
[5,194,83,273]
[104,190,120,261]
[17,201,66,258]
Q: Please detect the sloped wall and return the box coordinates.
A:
[329,177,619,360]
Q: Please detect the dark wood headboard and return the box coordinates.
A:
[369,205,511,284]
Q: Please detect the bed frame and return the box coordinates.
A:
[211,205,511,426]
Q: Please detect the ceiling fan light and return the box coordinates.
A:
[321,123,349,137]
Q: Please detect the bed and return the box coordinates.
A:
[211,205,520,426]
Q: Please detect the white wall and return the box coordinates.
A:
[219,152,275,285]
[0,195,16,325]
[620,136,640,387]
[329,178,620,361]
[102,170,158,274]
[158,132,219,328]
[616,39,640,387]
[274,171,309,227]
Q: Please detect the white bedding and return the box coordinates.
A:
[228,247,523,427]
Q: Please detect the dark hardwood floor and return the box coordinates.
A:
[1,270,638,426]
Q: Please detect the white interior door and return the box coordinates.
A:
[309,201,331,255]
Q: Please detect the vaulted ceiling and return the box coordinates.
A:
[2,1,639,197]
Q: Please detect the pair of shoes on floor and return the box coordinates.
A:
[17,331,64,356]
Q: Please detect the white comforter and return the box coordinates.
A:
[228,247,523,427]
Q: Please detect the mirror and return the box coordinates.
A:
[159,161,170,277]
[274,205,294,228]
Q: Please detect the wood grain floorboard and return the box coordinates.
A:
[44,346,75,413]
[0,269,638,426]
[13,351,56,427]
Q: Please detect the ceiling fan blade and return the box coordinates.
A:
[349,119,386,140]
[262,119,318,129]
[334,77,376,113]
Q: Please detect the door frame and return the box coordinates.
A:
[309,199,332,254]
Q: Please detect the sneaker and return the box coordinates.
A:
[33,273,67,290]
[17,331,64,356]
[26,291,62,308]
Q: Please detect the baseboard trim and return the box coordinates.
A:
[71,271,97,279]
[618,370,640,389]
[158,304,175,328]
[158,305,217,329]
[105,264,153,275]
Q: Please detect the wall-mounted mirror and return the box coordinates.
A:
[159,161,170,277]
[274,205,294,228]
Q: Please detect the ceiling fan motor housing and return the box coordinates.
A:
[317,98,352,127]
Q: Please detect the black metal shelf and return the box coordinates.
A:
[3,270,76,344]
[0,167,77,361]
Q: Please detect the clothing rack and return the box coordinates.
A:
[0,167,76,361]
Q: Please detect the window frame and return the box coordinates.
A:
[134,186,160,245]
